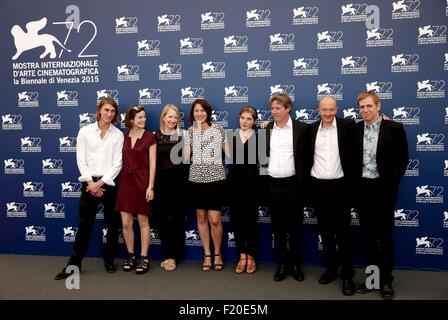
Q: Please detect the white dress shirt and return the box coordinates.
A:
[268,116,296,178]
[311,118,344,179]
[76,121,124,186]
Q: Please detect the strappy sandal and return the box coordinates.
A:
[235,257,247,274]
[213,253,223,271]
[136,256,150,274]
[202,254,212,271]
[246,255,257,274]
[123,252,136,272]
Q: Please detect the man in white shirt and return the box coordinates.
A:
[264,93,310,282]
[55,97,124,280]
[308,96,355,295]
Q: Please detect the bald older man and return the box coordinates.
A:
[308,96,355,296]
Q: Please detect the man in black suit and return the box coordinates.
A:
[308,96,355,295]
[263,92,309,282]
[347,92,408,300]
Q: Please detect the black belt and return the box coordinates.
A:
[92,176,103,182]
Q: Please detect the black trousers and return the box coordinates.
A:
[268,176,303,266]
[154,168,186,260]
[230,197,258,257]
[311,177,354,279]
[358,178,396,284]
[68,179,120,266]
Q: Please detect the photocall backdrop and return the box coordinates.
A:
[0,0,447,271]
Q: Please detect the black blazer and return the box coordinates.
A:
[347,119,409,203]
[309,117,354,177]
[263,118,310,185]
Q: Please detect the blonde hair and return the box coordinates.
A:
[159,104,181,134]
[357,91,380,106]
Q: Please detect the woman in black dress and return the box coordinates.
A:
[228,106,259,274]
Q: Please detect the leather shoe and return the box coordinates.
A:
[342,279,355,296]
[54,265,81,280]
[356,283,379,294]
[291,265,304,282]
[105,263,117,273]
[380,283,394,300]
[274,264,287,281]
[318,269,338,285]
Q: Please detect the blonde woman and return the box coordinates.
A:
[154,104,187,272]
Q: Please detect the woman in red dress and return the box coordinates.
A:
[116,105,156,274]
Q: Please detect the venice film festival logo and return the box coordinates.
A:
[138,88,162,105]
[96,89,119,104]
[366,81,393,100]
[391,106,420,126]
[44,202,65,219]
[415,185,444,204]
[415,236,444,255]
[59,136,76,152]
[2,114,22,130]
[63,226,78,242]
[6,202,27,218]
[340,56,368,75]
[294,108,320,124]
[416,80,445,99]
[405,159,420,177]
[39,113,61,129]
[247,59,271,78]
[23,181,44,197]
[303,207,317,225]
[119,113,126,129]
[316,83,343,101]
[79,113,95,128]
[391,53,419,73]
[102,228,125,244]
[17,91,39,108]
[61,182,82,198]
[269,33,294,52]
[257,206,270,223]
[227,231,235,248]
[444,53,448,71]
[255,110,272,127]
[56,90,78,107]
[224,85,249,103]
[292,6,319,25]
[342,108,360,121]
[340,3,368,22]
[137,39,160,57]
[392,0,420,20]
[270,84,295,102]
[316,30,343,49]
[115,16,138,34]
[181,87,205,105]
[417,25,447,45]
[223,35,248,53]
[179,37,204,55]
[185,229,201,246]
[20,137,41,152]
[150,228,161,245]
[394,209,419,227]
[42,158,63,174]
[200,11,225,30]
[350,208,360,226]
[366,27,394,47]
[245,9,271,28]
[4,159,25,175]
[211,110,228,128]
[293,57,319,76]
[201,61,226,79]
[116,65,139,82]
[25,226,46,242]
[416,133,444,152]
[158,63,182,80]
[157,14,181,32]
[444,211,448,228]
[444,159,448,177]
[96,203,105,220]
